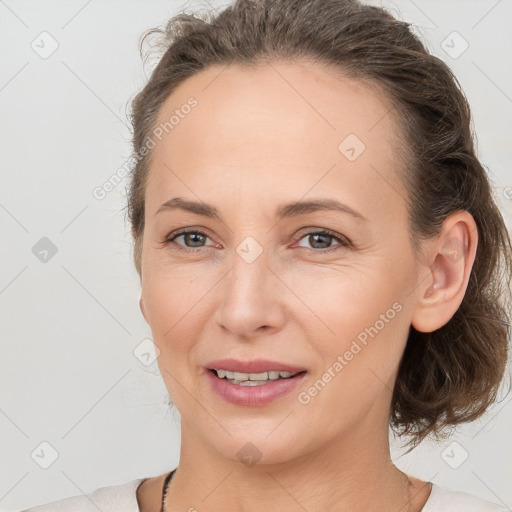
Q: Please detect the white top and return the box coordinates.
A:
[21,478,511,512]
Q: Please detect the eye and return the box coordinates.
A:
[160,227,351,254]
[295,229,351,253]
[162,228,215,251]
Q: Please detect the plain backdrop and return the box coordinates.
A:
[1,0,511,510]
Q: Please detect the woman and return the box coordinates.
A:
[23,0,512,510]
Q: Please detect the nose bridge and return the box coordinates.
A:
[214,234,284,337]
[231,235,268,294]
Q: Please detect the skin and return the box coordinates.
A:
[136,59,478,512]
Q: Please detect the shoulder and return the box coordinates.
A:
[423,483,510,512]
[21,477,146,512]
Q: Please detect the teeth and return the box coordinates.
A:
[214,369,300,381]
[231,380,268,386]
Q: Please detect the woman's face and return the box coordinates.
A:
[139,60,424,464]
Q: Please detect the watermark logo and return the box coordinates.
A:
[32,237,58,263]
[133,338,160,366]
[441,31,469,59]
[31,31,59,59]
[298,301,403,405]
[237,442,262,467]
[236,236,264,264]
[31,441,59,469]
[147,97,198,145]
[338,133,366,161]
[441,441,469,469]
[92,97,198,200]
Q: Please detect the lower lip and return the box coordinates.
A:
[206,369,307,406]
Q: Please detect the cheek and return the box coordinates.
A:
[298,278,408,436]
[142,257,216,325]
[289,259,410,379]
[285,257,405,332]
[141,263,221,382]
[142,271,206,407]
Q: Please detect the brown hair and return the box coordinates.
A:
[125,0,512,450]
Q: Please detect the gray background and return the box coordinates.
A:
[1,0,511,510]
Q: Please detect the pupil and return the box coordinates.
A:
[311,234,330,249]
[187,233,204,247]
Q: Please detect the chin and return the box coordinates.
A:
[202,426,313,469]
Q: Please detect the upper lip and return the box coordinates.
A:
[206,358,307,374]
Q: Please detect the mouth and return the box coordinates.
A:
[207,368,307,386]
[205,358,308,405]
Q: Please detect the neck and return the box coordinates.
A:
[164,413,419,512]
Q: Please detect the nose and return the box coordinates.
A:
[214,247,286,340]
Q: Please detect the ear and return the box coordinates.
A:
[410,210,478,333]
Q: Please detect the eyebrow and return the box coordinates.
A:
[154,197,368,222]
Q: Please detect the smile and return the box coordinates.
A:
[213,369,303,385]
[206,368,307,405]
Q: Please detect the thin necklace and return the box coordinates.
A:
[161,468,416,512]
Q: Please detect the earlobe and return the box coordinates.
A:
[411,211,478,333]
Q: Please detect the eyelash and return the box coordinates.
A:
[161,227,351,254]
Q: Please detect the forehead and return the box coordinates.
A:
[153,59,400,151]
[146,59,408,224]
